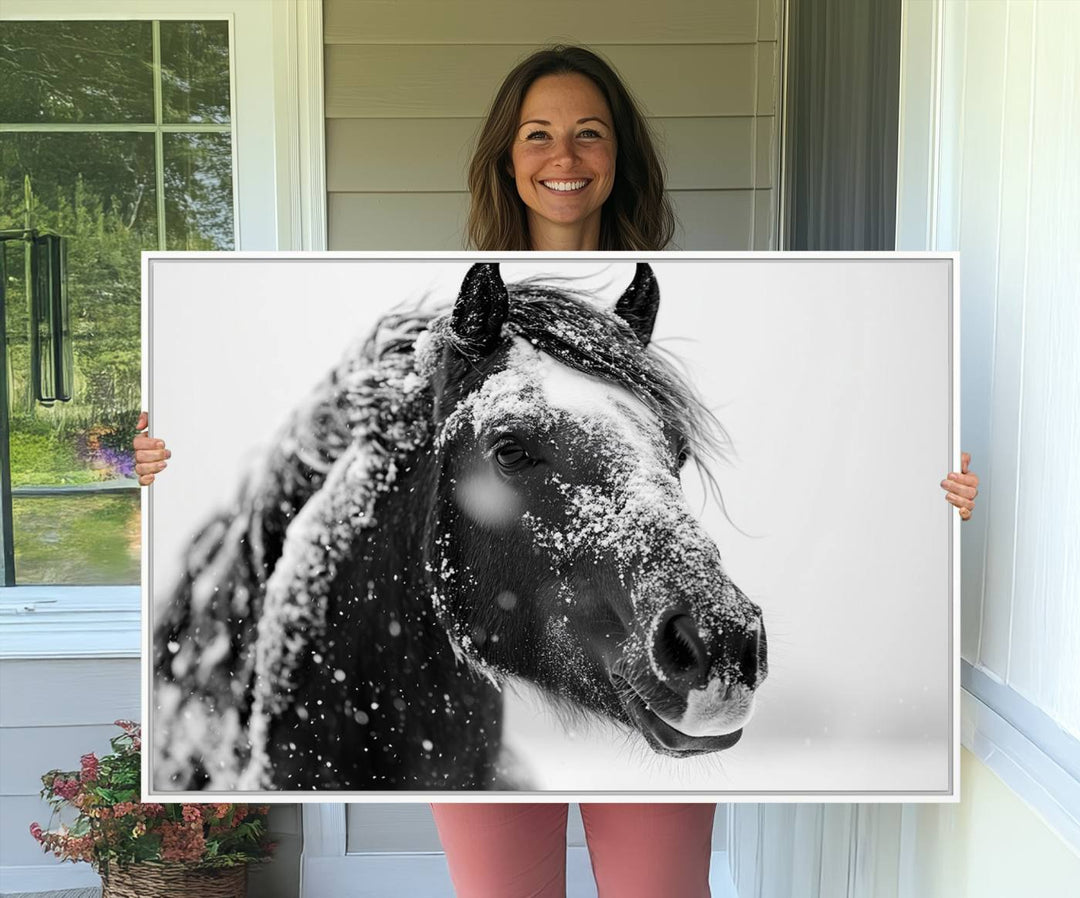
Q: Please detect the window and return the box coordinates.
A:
[0,18,235,586]
[0,0,320,660]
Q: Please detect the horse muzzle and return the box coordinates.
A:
[609,607,767,758]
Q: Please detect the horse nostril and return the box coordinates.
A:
[655,614,708,684]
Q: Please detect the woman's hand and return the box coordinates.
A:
[941,451,979,521]
[133,411,171,486]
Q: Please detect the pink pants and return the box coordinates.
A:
[430,803,716,898]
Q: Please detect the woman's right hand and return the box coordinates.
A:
[133,410,171,486]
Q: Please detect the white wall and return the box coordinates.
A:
[899,748,1080,898]
[898,0,1080,734]
[892,1,1080,889]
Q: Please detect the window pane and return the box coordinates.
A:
[164,133,235,249]
[160,20,232,124]
[0,21,154,124]
[2,132,155,586]
[12,493,140,585]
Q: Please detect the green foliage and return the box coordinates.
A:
[8,428,88,485]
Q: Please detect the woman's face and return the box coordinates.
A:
[509,73,617,245]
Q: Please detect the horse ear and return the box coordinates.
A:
[451,263,509,356]
[613,263,660,346]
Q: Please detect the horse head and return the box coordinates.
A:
[421,263,767,758]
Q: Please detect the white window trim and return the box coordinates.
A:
[0,0,326,659]
[0,585,141,658]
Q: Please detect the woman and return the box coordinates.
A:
[135,46,979,898]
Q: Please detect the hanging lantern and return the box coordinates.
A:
[29,233,73,405]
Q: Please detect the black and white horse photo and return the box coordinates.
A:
[152,262,768,791]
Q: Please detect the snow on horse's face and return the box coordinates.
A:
[426,264,767,757]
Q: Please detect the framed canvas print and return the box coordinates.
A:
[142,253,958,801]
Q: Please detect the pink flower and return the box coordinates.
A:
[181,805,202,824]
[52,778,80,801]
[80,753,99,782]
[30,822,43,842]
[160,821,205,863]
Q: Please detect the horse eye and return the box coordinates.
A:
[676,445,690,469]
[494,442,531,472]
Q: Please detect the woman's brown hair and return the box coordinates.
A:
[466,46,676,252]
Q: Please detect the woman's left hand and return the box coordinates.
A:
[941,452,979,521]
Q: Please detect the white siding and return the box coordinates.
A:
[897,0,1080,736]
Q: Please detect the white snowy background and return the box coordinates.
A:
[147,256,954,796]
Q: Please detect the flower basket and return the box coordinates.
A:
[30,721,273,892]
[101,861,247,898]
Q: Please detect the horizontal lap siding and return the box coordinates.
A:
[0,659,140,729]
[325,45,761,118]
[0,658,139,868]
[0,724,126,795]
[329,192,468,250]
[324,0,761,45]
[324,0,781,251]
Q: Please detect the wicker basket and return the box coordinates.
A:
[100,862,247,898]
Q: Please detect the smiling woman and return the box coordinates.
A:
[508,73,617,250]
[466,45,675,252]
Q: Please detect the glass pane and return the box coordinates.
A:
[163,132,235,249]
[160,20,232,124]
[0,21,154,124]
[2,132,154,586]
[12,493,141,585]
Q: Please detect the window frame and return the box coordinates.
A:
[0,0,326,659]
